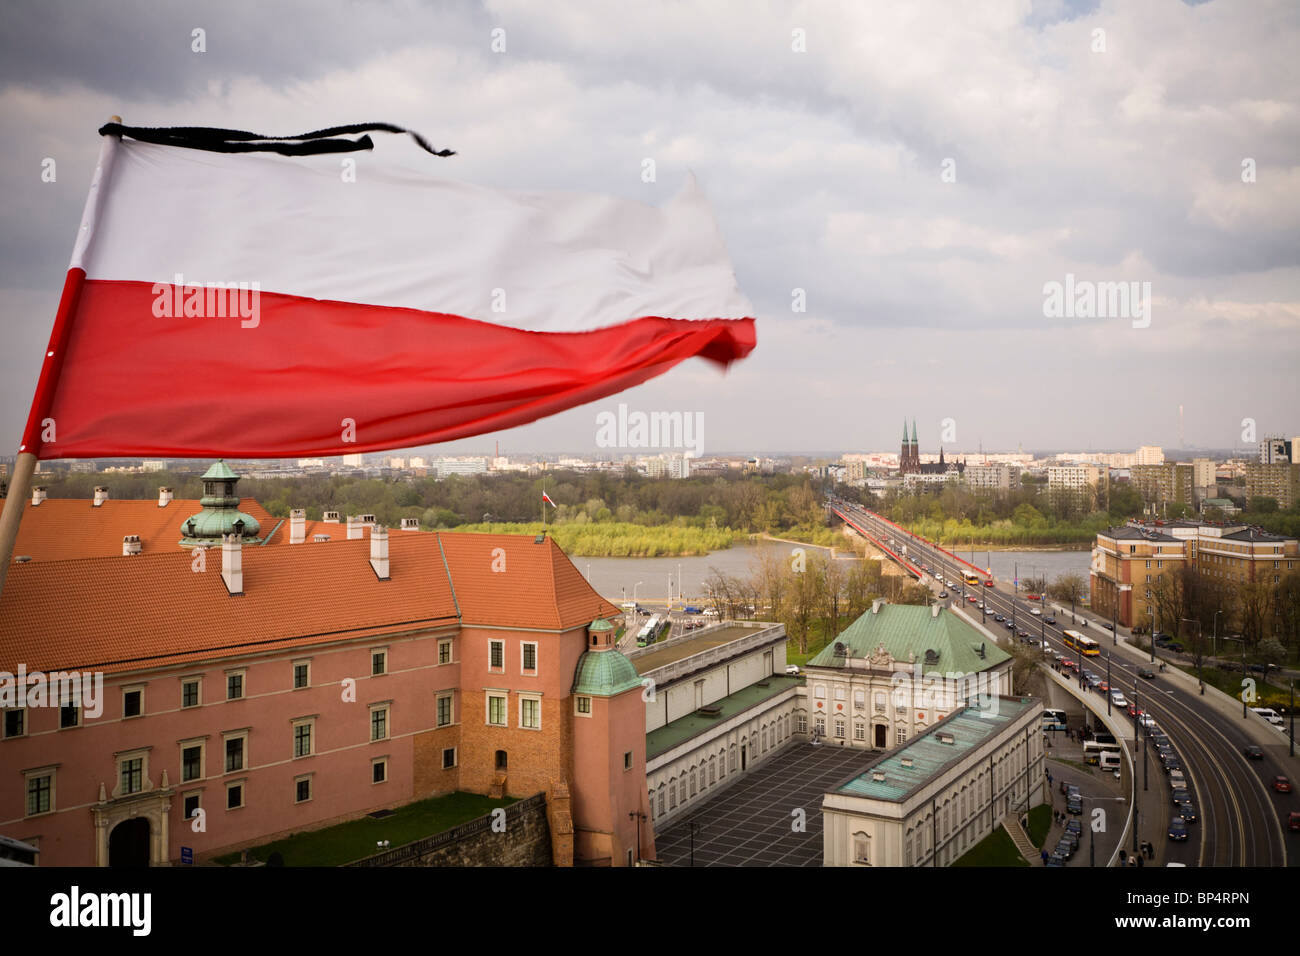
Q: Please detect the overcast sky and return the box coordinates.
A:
[1,0,1296,459]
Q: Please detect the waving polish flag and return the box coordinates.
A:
[20,123,755,460]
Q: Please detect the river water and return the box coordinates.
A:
[579,539,1093,603]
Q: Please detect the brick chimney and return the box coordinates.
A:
[122,534,142,556]
[400,517,420,531]
[157,487,173,507]
[93,486,109,507]
[31,486,46,507]
[346,515,364,540]
[222,533,243,595]
[290,508,306,544]
[370,524,390,580]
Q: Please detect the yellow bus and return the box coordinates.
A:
[962,571,982,587]
[1062,629,1100,656]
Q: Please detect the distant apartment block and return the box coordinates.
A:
[432,457,488,477]
[1047,464,1101,491]
[1244,461,1300,509]
[965,463,1018,493]
[1258,437,1293,464]
[1130,462,1193,511]
[1135,445,1165,466]
[341,453,364,467]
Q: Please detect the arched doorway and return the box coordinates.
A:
[108,817,151,867]
[495,750,508,772]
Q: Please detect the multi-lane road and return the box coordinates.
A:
[831,500,1295,867]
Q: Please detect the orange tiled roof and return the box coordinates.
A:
[0,531,618,675]
[0,497,280,562]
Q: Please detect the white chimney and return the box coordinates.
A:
[346,515,364,540]
[93,486,109,507]
[872,597,886,614]
[221,533,243,595]
[290,508,306,544]
[323,511,341,524]
[31,486,46,507]
[400,517,420,531]
[158,487,173,507]
[313,534,331,542]
[122,534,142,556]
[360,513,376,526]
[931,602,940,618]
[370,524,390,580]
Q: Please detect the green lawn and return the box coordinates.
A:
[1177,663,1296,711]
[213,791,517,867]
[1026,803,1053,848]
[952,826,1030,867]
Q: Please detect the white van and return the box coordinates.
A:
[1098,751,1121,772]
[1251,707,1284,727]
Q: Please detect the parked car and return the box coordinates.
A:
[1046,617,1057,625]
[1064,819,1082,837]
[1243,744,1264,760]
[1046,851,1066,867]
[1066,797,1083,815]
[939,591,949,599]
[1055,838,1076,860]
[1138,667,1155,680]
[1030,608,1042,616]
[1103,622,1114,631]
[785,665,801,676]
[1168,817,1188,841]
[1273,776,1292,793]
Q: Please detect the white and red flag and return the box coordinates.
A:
[20,123,755,460]
[542,491,557,508]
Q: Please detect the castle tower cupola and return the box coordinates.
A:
[179,460,264,549]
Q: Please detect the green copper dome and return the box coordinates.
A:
[589,617,614,632]
[179,460,263,548]
[572,649,642,698]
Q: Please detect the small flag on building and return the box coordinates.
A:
[542,491,557,508]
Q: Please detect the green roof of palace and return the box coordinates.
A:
[834,697,1035,802]
[807,603,1010,675]
[202,460,239,480]
[589,618,614,632]
[646,674,803,759]
[572,649,642,698]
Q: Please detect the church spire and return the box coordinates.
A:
[911,419,918,445]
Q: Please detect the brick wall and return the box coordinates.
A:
[348,792,552,867]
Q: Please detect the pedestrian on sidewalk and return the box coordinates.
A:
[1119,849,1127,864]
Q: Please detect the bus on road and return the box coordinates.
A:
[1062,629,1100,656]
[962,571,982,588]
[1042,708,1068,731]
[1083,739,1122,765]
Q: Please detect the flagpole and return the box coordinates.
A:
[0,452,36,597]
[0,115,121,600]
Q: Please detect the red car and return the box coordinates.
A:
[1273,776,1292,793]
[1099,681,1110,693]
[1289,812,1300,832]
[984,580,995,587]
[967,595,978,603]
[1127,704,1144,719]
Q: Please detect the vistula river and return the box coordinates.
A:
[577,539,1092,605]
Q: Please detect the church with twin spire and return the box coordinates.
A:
[898,419,965,477]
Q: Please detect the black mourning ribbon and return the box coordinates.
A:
[96,122,455,157]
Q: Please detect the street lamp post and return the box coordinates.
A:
[1222,636,1248,718]
[1181,618,1203,694]
[633,581,643,603]
[1212,609,1222,660]
[1106,652,1112,716]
